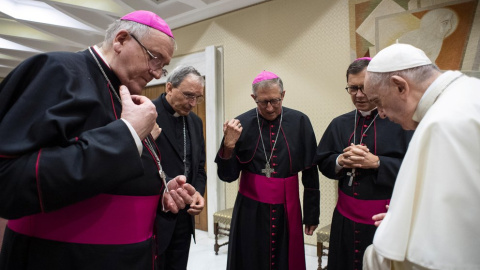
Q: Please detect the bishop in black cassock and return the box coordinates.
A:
[215,71,320,270]
[315,58,413,270]
[152,66,207,270]
[0,11,195,270]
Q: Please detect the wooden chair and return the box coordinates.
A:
[316,224,331,270]
[213,208,233,255]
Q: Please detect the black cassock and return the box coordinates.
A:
[315,109,413,270]
[215,107,320,270]
[0,48,164,270]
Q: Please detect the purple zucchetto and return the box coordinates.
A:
[121,10,174,39]
[355,57,372,61]
[252,70,279,85]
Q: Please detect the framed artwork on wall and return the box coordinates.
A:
[349,0,480,77]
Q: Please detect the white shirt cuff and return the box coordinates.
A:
[121,118,143,156]
[335,154,343,173]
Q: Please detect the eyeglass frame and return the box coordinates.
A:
[255,98,283,108]
[345,85,365,95]
[175,88,204,104]
[130,34,168,77]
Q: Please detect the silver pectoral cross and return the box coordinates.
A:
[347,168,356,186]
[261,162,275,178]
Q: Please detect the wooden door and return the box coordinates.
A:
[0,217,7,250]
[142,83,208,232]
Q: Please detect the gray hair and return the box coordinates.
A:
[100,19,176,49]
[367,64,439,91]
[252,77,284,95]
[167,66,205,88]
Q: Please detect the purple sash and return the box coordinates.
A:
[239,171,306,270]
[8,194,159,244]
[337,190,390,225]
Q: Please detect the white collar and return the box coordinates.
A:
[92,45,111,68]
[413,71,463,122]
[359,108,377,117]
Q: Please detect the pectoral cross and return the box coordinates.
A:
[347,168,356,186]
[262,162,275,178]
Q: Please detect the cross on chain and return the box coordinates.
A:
[347,168,356,186]
[262,162,275,178]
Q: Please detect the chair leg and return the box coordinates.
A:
[214,222,219,255]
[317,242,323,270]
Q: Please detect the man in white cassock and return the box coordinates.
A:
[362,43,480,270]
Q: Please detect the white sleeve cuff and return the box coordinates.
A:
[121,118,143,156]
[335,154,343,173]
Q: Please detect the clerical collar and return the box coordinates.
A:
[161,93,181,117]
[92,45,110,68]
[413,71,463,122]
[358,108,377,117]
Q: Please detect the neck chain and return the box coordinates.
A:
[353,109,379,145]
[256,108,283,178]
[88,47,168,192]
[182,116,188,177]
[347,109,379,186]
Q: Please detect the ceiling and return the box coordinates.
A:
[0,0,268,78]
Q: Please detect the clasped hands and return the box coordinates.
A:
[338,143,380,169]
[162,175,199,214]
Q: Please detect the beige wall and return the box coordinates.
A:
[172,0,355,245]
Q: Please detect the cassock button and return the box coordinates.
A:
[272,225,276,228]
[362,134,367,137]
[354,182,359,186]
[355,249,359,253]
[363,125,368,128]
[354,192,358,196]
[355,230,359,234]
[273,163,277,166]
[271,125,274,128]
[355,240,360,244]
[272,233,276,236]
[272,210,276,213]
[271,133,275,135]
[273,155,277,158]
[272,255,275,258]
[272,218,276,220]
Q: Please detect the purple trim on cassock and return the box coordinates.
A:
[8,194,159,244]
[239,171,306,270]
[336,190,390,225]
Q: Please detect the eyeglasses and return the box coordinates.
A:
[179,90,204,104]
[345,85,365,95]
[130,34,168,77]
[255,98,282,108]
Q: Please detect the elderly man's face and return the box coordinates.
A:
[364,72,415,130]
[165,74,204,116]
[117,30,174,95]
[251,84,285,121]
